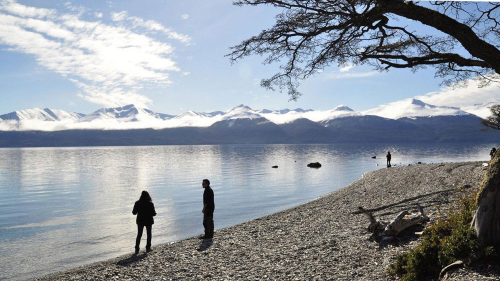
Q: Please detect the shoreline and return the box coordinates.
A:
[32,161,498,280]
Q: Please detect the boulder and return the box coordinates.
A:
[307,162,322,168]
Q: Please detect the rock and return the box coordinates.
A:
[372,156,376,159]
[307,162,322,168]
[272,165,278,168]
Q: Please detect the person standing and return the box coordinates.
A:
[386,151,392,167]
[132,190,156,254]
[200,179,215,239]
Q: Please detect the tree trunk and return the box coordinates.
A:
[472,145,500,245]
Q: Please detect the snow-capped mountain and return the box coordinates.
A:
[261,104,360,124]
[363,99,470,119]
[461,101,497,119]
[0,108,84,121]
[304,105,361,122]
[78,104,173,123]
[0,98,495,132]
[222,104,262,120]
[168,110,224,127]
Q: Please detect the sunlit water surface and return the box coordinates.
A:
[0,143,495,280]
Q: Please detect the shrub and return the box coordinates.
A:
[388,189,491,281]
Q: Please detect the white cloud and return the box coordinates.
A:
[111,11,191,43]
[181,14,189,20]
[0,1,191,107]
[110,11,127,21]
[95,12,103,18]
[339,63,355,72]
[415,77,500,108]
[0,0,55,19]
[64,2,87,15]
[128,16,191,43]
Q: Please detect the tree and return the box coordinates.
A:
[229,0,500,100]
[474,104,500,245]
[229,0,500,245]
[482,104,500,131]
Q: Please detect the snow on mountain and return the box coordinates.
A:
[207,111,225,117]
[78,104,167,123]
[221,104,262,120]
[461,101,498,119]
[363,99,470,119]
[1,99,487,132]
[48,109,85,121]
[168,110,223,127]
[303,105,361,122]
[261,104,360,124]
[0,108,84,121]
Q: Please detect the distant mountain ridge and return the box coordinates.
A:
[0,99,498,147]
[0,99,494,129]
[0,108,84,122]
[363,98,470,119]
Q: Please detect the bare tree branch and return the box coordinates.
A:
[228,0,500,99]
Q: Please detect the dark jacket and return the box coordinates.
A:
[203,187,215,213]
[132,200,156,225]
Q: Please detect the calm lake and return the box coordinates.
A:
[0,143,496,280]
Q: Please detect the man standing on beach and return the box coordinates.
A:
[386,151,392,167]
[200,179,215,239]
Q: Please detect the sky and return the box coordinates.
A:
[0,0,498,115]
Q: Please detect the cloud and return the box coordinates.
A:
[0,0,191,107]
[339,63,355,72]
[181,14,189,20]
[95,12,102,18]
[415,77,500,108]
[110,11,127,21]
[0,0,55,19]
[111,10,191,43]
[322,63,380,79]
[64,2,88,15]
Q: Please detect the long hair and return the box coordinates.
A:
[139,190,152,202]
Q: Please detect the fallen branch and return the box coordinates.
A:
[359,204,429,237]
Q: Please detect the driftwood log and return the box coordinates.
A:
[359,204,429,237]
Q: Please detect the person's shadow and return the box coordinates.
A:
[197,238,213,252]
[116,253,148,267]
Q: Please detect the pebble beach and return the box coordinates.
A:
[32,161,499,281]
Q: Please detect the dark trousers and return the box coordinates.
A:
[203,211,214,236]
[136,224,152,249]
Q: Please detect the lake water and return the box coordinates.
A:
[0,143,496,280]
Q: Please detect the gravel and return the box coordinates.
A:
[32,161,499,281]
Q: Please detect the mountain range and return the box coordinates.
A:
[0,99,498,147]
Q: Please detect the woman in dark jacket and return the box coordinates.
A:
[132,191,156,254]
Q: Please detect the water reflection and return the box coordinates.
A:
[0,143,496,280]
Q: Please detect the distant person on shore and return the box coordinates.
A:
[491,147,497,160]
[386,151,392,167]
[200,179,215,239]
[132,190,156,254]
